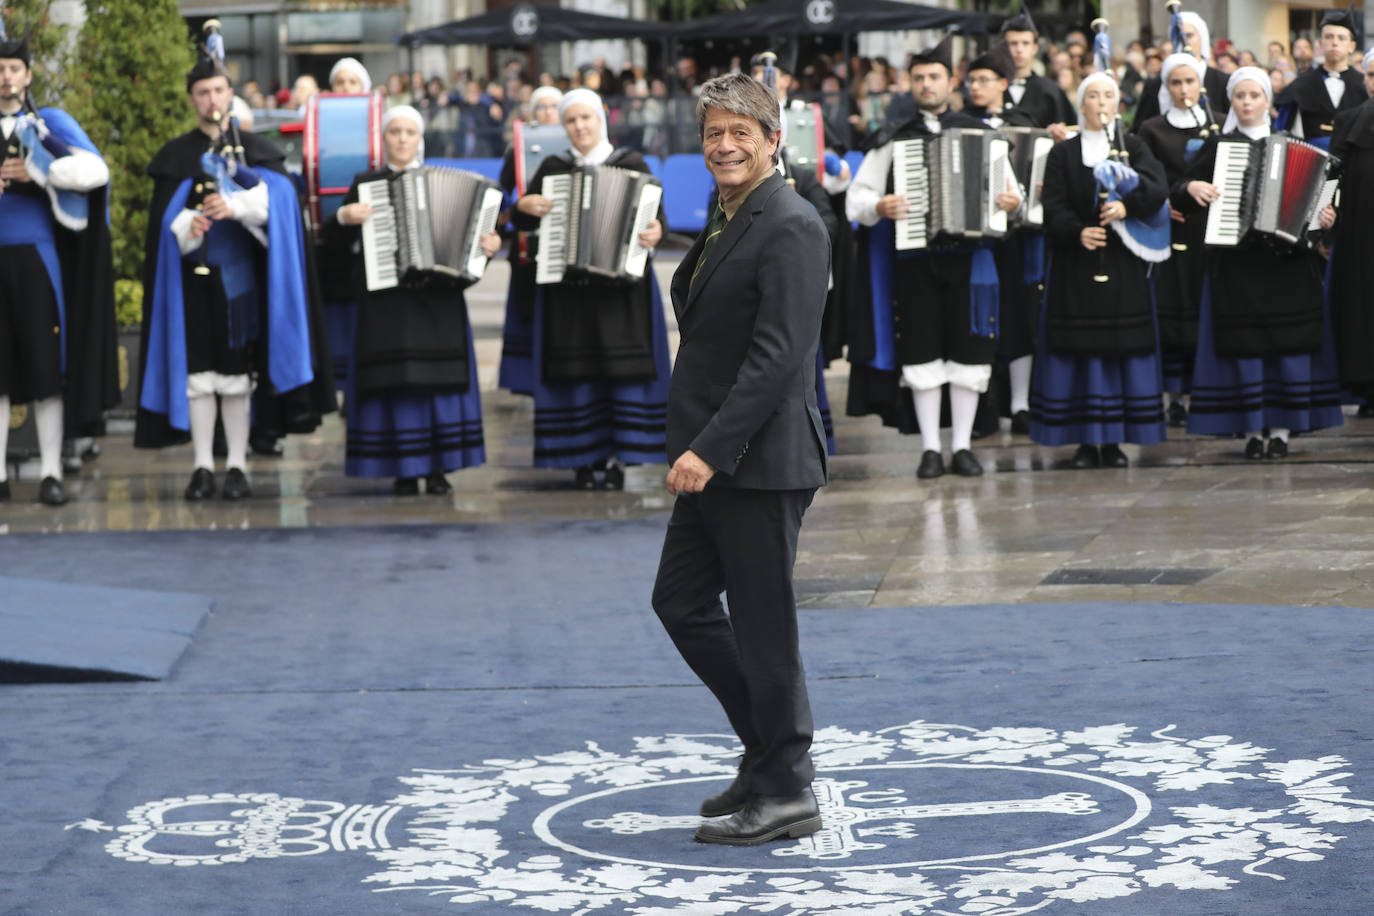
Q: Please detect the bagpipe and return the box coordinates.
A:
[1089,18,1171,280]
[7,102,92,231]
[190,108,265,275]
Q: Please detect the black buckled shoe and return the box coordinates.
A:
[1069,444,1101,469]
[38,476,67,506]
[1244,437,1265,460]
[574,466,598,490]
[602,464,625,490]
[184,467,217,501]
[1011,410,1032,435]
[425,471,453,495]
[1266,437,1289,459]
[1167,401,1188,427]
[695,789,822,846]
[916,450,945,479]
[393,476,420,496]
[700,768,753,818]
[950,449,984,477]
[1100,444,1129,468]
[222,467,252,500]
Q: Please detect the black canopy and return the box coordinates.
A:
[670,0,989,41]
[397,4,667,48]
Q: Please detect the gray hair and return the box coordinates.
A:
[695,72,782,163]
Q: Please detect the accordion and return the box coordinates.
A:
[892,128,1013,250]
[1203,135,1338,249]
[535,165,664,285]
[358,166,503,292]
[999,126,1054,228]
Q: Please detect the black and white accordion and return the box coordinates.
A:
[357,165,503,292]
[1203,135,1339,249]
[891,128,1013,250]
[998,126,1054,228]
[535,165,664,285]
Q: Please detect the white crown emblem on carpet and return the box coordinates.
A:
[84,720,1374,912]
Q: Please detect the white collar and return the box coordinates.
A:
[1165,105,1207,129]
[573,140,614,167]
[1238,123,1269,140]
[1080,127,1113,167]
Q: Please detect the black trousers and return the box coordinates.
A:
[652,485,816,797]
[0,244,63,403]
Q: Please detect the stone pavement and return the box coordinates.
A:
[5,255,1374,609]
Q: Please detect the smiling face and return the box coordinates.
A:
[1167,65,1200,110]
[383,116,421,168]
[701,105,778,204]
[1230,79,1269,128]
[561,102,602,155]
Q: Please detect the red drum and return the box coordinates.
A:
[303,90,384,234]
[783,101,827,184]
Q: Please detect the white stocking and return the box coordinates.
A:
[949,385,980,453]
[0,395,9,482]
[1008,355,1033,415]
[911,386,943,455]
[34,395,64,481]
[188,394,218,472]
[220,393,251,472]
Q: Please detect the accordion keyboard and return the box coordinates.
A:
[1204,141,1252,247]
[892,138,929,250]
[359,178,399,291]
[536,173,573,285]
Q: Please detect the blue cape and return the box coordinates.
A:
[862,219,1000,371]
[140,169,315,431]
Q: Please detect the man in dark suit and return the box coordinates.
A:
[651,72,831,846]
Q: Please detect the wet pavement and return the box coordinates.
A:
[6,254,1374,609]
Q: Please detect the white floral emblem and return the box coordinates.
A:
[94,721,1373,913]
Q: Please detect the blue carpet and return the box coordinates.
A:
[0,575,211,681]
[0,522,1370,915]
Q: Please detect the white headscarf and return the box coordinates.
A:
[558,88,613,165]
[382,104,425,167]
[529,85,563,114]
[1179,11,1212,64]
[329,57,372,94]
[1159,52,1208,127]
[1076,71,1120,165]
[1364,47,1374,71]
[1222,66,1272,136]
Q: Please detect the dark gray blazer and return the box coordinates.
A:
[667,170,831,490]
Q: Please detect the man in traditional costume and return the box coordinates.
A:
[0,22,117,505]
[137,40,332,500]
[1275,6,1367,148]
[846,34,1021,479]
[999,7,1075,139]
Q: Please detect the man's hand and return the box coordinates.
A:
[1048,122,1071,142]
[876,193,909,220]
[666,449,715,496]
[337,202,374,225]
[1,157,30,185]
[202,192,234,221]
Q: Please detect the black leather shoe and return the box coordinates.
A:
[38,476,66,506]
[1011,410,1031,435]
[1100,444,1129,468]
[222,467,252,500]
[695,789,822,846]
[250,434,284,457]
[1069,444,1101,469]
[602,465,625,490]
[425,471,453,495]
[393,476,420,496]
[184,467,216,501]
[1244,437,1265,460]
[0,480,10,501]
[916,450,945,479]
[574,466,597,489]
[700,768,752,818]
[1166,401,1188,427]
[950,449,983,476]
[1267,437,1289,459]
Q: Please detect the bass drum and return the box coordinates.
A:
[303,89,384,235]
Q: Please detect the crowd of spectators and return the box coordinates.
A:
[244,30,1371,159]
